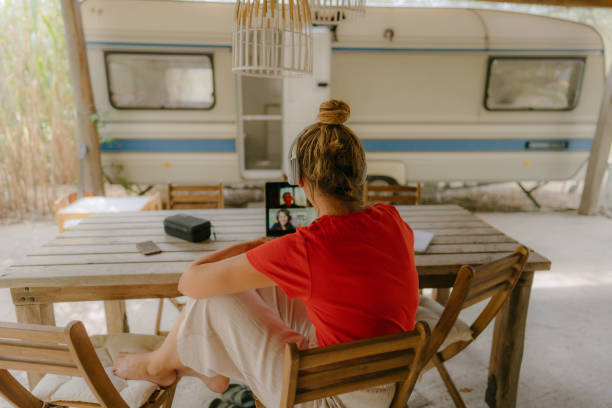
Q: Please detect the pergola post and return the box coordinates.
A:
[60,0,105,196]
[579,66,612,215]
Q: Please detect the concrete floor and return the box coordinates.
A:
[0,211,611,407]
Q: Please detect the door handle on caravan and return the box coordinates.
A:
[524,140,569,151]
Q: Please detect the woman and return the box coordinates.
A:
[271,209,296,234]
[113,100,419,407]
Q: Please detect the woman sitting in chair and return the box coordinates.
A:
[113,100,420,407]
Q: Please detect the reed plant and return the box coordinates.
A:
[0,0,77,221]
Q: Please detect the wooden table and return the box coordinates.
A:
[4,205,550,407]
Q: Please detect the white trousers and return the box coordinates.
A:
[177,287,395,408]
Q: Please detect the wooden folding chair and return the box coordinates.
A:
[0,321,177,408]
[157,183,224,335]
[416,246,529,408]
[167,183,224,210]
[364,183,421,206]
[253,321,430,408]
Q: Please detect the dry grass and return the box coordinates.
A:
[0,0,77,220]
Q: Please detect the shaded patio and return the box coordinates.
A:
[1,209,610,407]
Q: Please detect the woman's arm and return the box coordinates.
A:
[178,237,276,299]
[189,237,271,266]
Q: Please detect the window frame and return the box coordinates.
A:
[483,56,586,112]
[103,51,216,111]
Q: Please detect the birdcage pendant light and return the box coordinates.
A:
[233,0,313,77]
[310,0,365,25]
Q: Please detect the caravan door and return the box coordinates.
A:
[236,27,332,180]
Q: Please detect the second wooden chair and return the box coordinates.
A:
[415,246,530,408]
[167,183,224,209]
[364,183,421,206]
[254,322,431,408]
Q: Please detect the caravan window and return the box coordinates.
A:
[485,58,584,111]
[105,53,214,110]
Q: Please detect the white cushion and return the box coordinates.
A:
[416,296,473,346]
[62,219,83,230]
[32,334,165,408]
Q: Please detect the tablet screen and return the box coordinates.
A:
[265,182,317,237]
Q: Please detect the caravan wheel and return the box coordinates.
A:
[366,175,398,186]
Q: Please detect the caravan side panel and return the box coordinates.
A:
[83,1,240,184]
[332,7,604,182]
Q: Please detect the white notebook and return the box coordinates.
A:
[413,230,435,254]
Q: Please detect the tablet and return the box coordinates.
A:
[265,182,317,237]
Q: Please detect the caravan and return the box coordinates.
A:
[82,0,605,186]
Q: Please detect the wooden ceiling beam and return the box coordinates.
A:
[472,0,612,7]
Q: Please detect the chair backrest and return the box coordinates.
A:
[0,321,129,408]
[279,321,430,408]
[167,183,224,209]
[437,246,530,362]
[364,184,421,206]
[423,265,474,363]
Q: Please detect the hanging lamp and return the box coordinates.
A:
[310,0,365,25]
[233,0,313,77]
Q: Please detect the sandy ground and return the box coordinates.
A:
[1,185,611,407]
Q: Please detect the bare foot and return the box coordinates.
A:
[176,366,229,393]
[112,352,177,387]
[204,375,230,394]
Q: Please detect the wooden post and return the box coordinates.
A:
[60,0,105,196]
[579,66,612,215]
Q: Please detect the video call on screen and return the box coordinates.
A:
[266,183,317,236]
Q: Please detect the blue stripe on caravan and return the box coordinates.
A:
[86,41,232,49]
[360,139,593,152]
[568,139,594,151]
[100,139,236,152]
[86,42,603,54]
[332,47,604,53]
[100,138,592,153]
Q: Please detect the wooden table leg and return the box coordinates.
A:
[104,300,130,334]
[486,270,534,408]
[12,290,56,389]
[432,288,451,305]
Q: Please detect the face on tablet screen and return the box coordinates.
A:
[266,183,317,236]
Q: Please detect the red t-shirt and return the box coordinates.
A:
[246,203,419,347]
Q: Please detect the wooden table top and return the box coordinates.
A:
[4,205,550,290]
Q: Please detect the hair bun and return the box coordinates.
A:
[317,99,350,125]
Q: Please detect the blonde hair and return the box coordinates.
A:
[296,99,366,203]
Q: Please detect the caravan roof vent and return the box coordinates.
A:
[311,0,365,25]
[233,0,313,78]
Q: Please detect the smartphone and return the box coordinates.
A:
[136,241,162,256]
